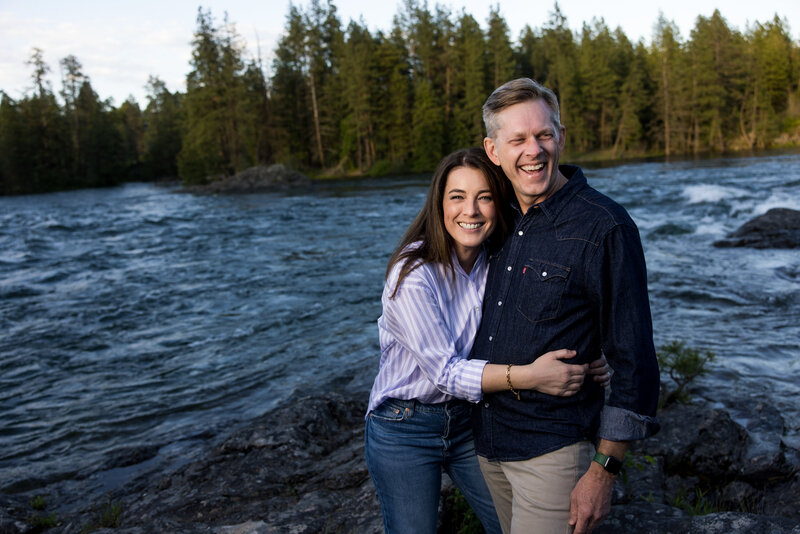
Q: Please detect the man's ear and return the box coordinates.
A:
[484,137,501,166]
[558,125,566,151]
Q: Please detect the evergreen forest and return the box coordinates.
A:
[1,1,799,195]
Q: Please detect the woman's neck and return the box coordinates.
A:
[454,245,479,274]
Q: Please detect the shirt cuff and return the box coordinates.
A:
[456,359,488,403]
[596,405,660,441]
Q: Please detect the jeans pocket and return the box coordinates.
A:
[517,258,569,324]
[368,399,412,422]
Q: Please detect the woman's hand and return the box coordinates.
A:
[588,353,612,388]
[495,350,612,397]
[518,349,588,396]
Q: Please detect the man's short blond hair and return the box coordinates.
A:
[483,78,561,138]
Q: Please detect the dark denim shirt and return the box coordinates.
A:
[470,165,660,461]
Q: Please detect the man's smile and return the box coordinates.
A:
[520,162,546,173]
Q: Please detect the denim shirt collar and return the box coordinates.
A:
[510,164,587,223]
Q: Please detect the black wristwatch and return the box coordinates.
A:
[592,452,623,475]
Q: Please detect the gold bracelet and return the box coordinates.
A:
[506,363,521,400]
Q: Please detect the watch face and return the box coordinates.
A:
[605,455,623,475]
[594,452,623,475]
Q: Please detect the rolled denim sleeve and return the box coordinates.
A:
[598,406,660,441]
[593,224,661,441]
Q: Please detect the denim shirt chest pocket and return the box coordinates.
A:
[517,259,570,324]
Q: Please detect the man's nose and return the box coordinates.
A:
[523,137,542,157]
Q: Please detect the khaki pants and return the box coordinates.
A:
[478,441,594,534]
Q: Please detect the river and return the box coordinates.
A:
[1,153,799,494]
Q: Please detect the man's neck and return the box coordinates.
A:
[519,169,567,214]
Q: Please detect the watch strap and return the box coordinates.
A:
[592,452,623,475]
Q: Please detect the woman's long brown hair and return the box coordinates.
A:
[386,147,512,298]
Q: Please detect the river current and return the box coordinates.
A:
[1,153,799,493]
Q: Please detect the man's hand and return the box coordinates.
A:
[568,464,614,534]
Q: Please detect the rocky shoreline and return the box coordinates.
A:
[2,386,798,534]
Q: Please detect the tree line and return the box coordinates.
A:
[1,1,798,195]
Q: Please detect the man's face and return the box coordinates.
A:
[483,99,566,213]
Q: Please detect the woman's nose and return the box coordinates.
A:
[464,200,480,215]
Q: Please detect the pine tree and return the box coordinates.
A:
[0,93,22,194]
[16,49,72,192]
[540,4,583,151]
[339,20,377,172]
[271,4,312,167]
[412,78,444,171]
[239,60,273,169]
[578,19,620,150]
[74,81,125,187]
[516,25,548,81]
[612,41,653,155]
[179,8,247,183]
[740,15,795,148]
[304,0,344,169]
[115,97,145,179]
[374,26,412,167]
[271,1,343,170]
[651,14,689,156]
[451,11,488,148]
[142,76,183,179]
[59,55,86,180]
[687,10,747,152]
[400,0,447,169]
[486,5,514,90]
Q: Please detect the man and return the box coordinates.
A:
[470,78,660,534]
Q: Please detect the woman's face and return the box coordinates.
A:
[442,166,497,265]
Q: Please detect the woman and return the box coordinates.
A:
[365,147,609,534]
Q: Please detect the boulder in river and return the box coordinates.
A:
[181,164,312,194]
[714,207,800,249]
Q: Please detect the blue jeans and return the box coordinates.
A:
[365,398,502,534]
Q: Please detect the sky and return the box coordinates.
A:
[1,0,798,106]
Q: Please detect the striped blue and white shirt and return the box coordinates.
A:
[367,244,490,414]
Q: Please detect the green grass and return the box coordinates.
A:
[28,512,59,529]
[29,495,47,511]
[439,488,484,534]
[670,487,716,516]
[80,497,123,533]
